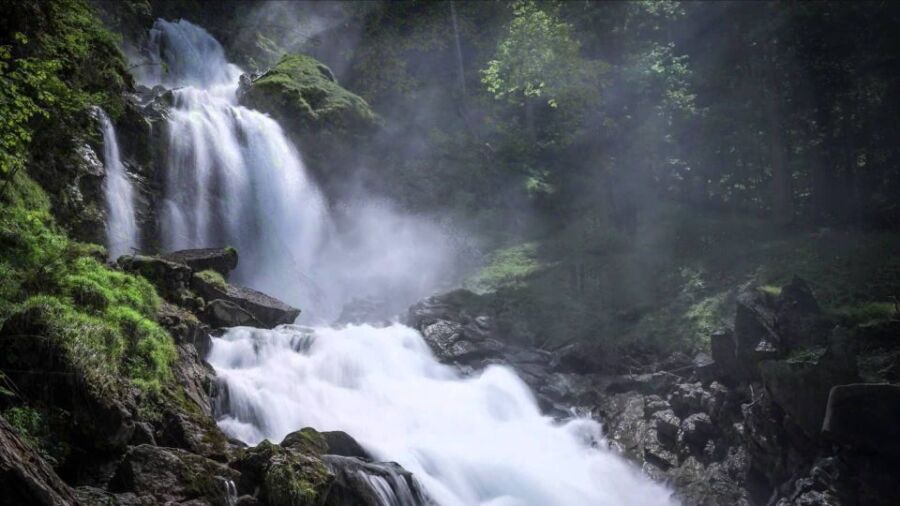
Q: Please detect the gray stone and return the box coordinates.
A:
[822,383,900,459]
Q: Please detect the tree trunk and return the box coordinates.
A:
[764,33,793,227]
[524,93,536,142]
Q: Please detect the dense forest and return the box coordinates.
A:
[1,1,899,505]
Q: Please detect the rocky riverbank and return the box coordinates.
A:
[407,279,900,506]
[0,247,430,506]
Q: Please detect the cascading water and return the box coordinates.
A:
[137,19,328,313]
[135,18,677,506]
[97,108,140,259]
[136,19,452,322]
[209,324,677,506]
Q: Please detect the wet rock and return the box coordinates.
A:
[822,383,900,459]
[773,277,831,351]
[710,329,740,383]
[118,254,192,300]
[734,289,780,380]
[158,301,210,354]
[644,395,671,416]
[324,455,431,506]
[669,382,711,417]
[759,333,858,438]
[192,275,300,329]
[596,392,648,460]
[202,299,263,329]
[670,456,753,506]
[741,389,792,490]
[679,413,717,450]
[231,436,333,506]
[651,409,681,443]
[155,411,230,462]
[109,445,238,505]
[321,431,371,460]
[163,247,238,277]
[643,429,680,470]
[0,416,76,506]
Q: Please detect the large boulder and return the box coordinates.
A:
[117,254,192,301]
[822,383,900,459]
[163,247,238,277]
[192,274,300,329]
[773,277,833,350]
[0,416,76,506]
[109,444,239,504]
[202,299,264,329]
[323,455,431,506]
[732,278,834,382]
[733,289,780,379]
[239,54,375,138]
[759,331,858,438]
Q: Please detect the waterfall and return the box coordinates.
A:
[136,18,677,506]
[137,19,329,313]
[209,324,677,506]
[97,108,140,259]
[137,19,451,322]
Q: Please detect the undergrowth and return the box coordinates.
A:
[0,171,174,395]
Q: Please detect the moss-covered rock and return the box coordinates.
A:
[233,433,334,506]
[240,54,376,137]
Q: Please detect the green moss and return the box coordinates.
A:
[2,405,70,466]
[831,301,897,326]
[195,269,228,292]
[467,242,543,292]
[0,173,174,394]
[683,291,730,344]
[264,454,331,506]
[280,427,328,454]
[107,306,176,393]
[758,284,782,297]
[242,54,376,135]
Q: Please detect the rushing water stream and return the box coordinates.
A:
[97,108,139,259]
[128,18,677,506]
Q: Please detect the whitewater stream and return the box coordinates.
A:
[123,18,678,506]
[97,108,140,259]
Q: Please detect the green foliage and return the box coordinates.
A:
[0,0,129,178]
[195,269,228,291]
[468,242,542,292]
[0,173,174,394]
[2,405,69,465]
[482,1,595,105]
[832,302,897,326]
[61,257,160,314]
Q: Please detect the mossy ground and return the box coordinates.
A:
[469,203,900,364]
[0,172,175,395]
[195,269,229,291]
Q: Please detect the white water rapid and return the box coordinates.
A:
[209,324,677,506]
[136,18,677,506]
[97,108,140,259]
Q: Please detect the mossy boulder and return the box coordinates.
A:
[232,432,333,506]
[240,54,376,137]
